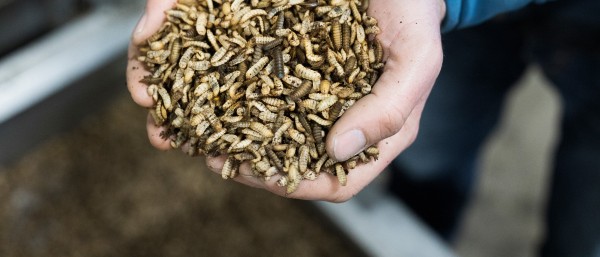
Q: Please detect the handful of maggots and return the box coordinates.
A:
[137,0,383,194]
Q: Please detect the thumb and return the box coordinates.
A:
[326,33,443,162]
[132,0,178,45]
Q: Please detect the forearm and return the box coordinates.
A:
[441,0,550,32]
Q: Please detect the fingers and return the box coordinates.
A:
[127,0,178,107]
[132,0,178,45]
[325,22,443,162]
[146,113,171,150]
[127,46,154,107]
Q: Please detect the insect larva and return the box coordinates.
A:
[230,0,244,12]
[365,25,381,35]
[204,111,224,132]
[188,60,211,71]
[236,61,249,82]
[277,176,289,187]
[342,22,352,50]
[286,30,301,46]
[254,36,277,45]
[240,9,268,24]
[169,39,181,64]
[206,128,227,145]
[327,49,345,77]
[241,128,264,140]
[357,151,369,163]
[229,138,253,152]
[272,144,289,152]
[347,67,360,84]
[335,163,347,186]
[262,38,283,51]
[221,115,244,123]
[290,80,312,100]
[328,100,343,121]
[258,111,278,122]
[276,11,285,30]
[234,152,256,162]
[314,154,328,173]
[315,95,338,112]
[146,49,169,61]
[308,92,332,100]
[196,12,208,36]
[311,124,325,155]
[146,84,158,100]
[307,113,333,126]
[282,74,303,88]
[262,97,286,107]
[272,46,285,79]
[345,156,358,170]
[266,146,284,172]
[272,76,284,96]
[344,55,357,75]
[272,0,289,8]
[250,121,274,138]
[264,166,279,179]
[137,0,384,190]
[349,0,362,22]
[356,79,372,94]
[196,118,210,137]
[221,157,237,179]
[157,87,172,111]
[298,145,310,173]
[299,14,312,35]
[178,47,195,68]
[365,146,379,160]
[295,63,321,81]
[315,6,332,16]
[301,35,323,64]
[212,51,236,67]
[374,39,383,64]
[328,6,344,18]
[288,128,306,144]
[246,56,269,78]
[335,87,355,99]
[273,120,292,144]
[297,113,313,136]
[252,45,263,64]
[210,46,229,64]
[149,33,176,51]
[286,161,301,194]
[255,160,271,173]
[183,41,211,49]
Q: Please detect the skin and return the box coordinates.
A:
[127,0,446,202]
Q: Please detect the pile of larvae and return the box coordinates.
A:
[138,0,383,194]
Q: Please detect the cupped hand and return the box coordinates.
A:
[127,0,178,150]
[126,0,445,202]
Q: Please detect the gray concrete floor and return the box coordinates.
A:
[454,66,561,257]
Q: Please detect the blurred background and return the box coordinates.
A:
[0,0,560,256]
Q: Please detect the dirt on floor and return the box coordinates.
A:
[0,92,364,257]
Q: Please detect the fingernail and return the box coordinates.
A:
[134,13,148,36]
[333,129,366,161]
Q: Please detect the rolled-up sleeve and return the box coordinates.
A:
[442,0,549,33]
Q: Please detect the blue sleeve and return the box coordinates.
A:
[442,0,549,33]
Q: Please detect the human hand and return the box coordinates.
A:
[127,0,179,150]
[205,0,446,201]
[126,0,445,202]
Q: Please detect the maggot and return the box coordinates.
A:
[137,0,382,193]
